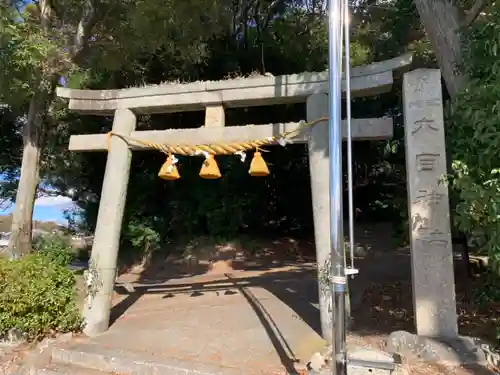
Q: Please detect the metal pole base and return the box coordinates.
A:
[305,351,401,375]
[348,358,396,371]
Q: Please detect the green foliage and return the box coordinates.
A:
[123,217,161,255]
[0,4,60,105]
[473,271,500,304]
[0,253,82,339]
[0,106,22,200]
[450,4,500,273]
[450,4,500,311]
[33,234,75,267]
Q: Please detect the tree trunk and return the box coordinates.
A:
[6,86,51,260]
[4,0,100,260]
[413,0,467,98]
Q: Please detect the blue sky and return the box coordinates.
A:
[0,169,77,224]
[1,195,76,224]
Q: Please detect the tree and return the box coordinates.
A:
[413,0,493,98]
[449,2,500,280]
[0,0,224,259]
[1,1,75,259]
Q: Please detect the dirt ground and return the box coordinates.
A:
[347,273,500,375]
[345,247,499,375]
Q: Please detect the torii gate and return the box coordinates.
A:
[57,55,459,354]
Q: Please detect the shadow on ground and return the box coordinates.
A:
[107,238,324,373]
[112,264,321,374]
[106,236,499,374]
[112,265,320,324]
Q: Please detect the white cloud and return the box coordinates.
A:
[41,217,68,225]
[34,195,74,208]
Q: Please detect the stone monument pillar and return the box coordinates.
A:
[403,69,458,338]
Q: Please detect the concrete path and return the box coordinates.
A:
[45,265,329,374]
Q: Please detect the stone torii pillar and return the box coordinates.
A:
[307,92,356,344]
[307,93,334,343]
[84,108,136,336]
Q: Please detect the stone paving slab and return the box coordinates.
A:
[32,363,110,375]
[53,344,250,375]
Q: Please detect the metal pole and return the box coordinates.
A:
[327,0,347,374]
[344,0,355,272]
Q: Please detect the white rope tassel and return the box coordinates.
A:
[234,151,246,162]
[270,135,291,147]
[166,154,179,172]
[277,137,288,146]
[195,149,210,159]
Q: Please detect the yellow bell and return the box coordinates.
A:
[249,151,270,177]
[199,154,221,179]
[158,154,180,180]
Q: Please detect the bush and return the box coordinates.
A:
[450,14,500,341]
[0,253,82,340]
[33,234,75,267]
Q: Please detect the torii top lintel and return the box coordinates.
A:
[56,54,412,115]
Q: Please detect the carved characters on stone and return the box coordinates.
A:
[408,98,441,109]
[414,74,430,93]
[413,189,444,206]
[412,117,439,134]
[411,213,430,233]
[416,230,449,248]
[416,153,440,171]
[411,189,447,238]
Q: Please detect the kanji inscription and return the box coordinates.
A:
[412,117,439,134]
[417,229,449,248]
[408,98,442,109]
[411,213,430,232]
[416,153,440,171]
[413,189,444,206]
